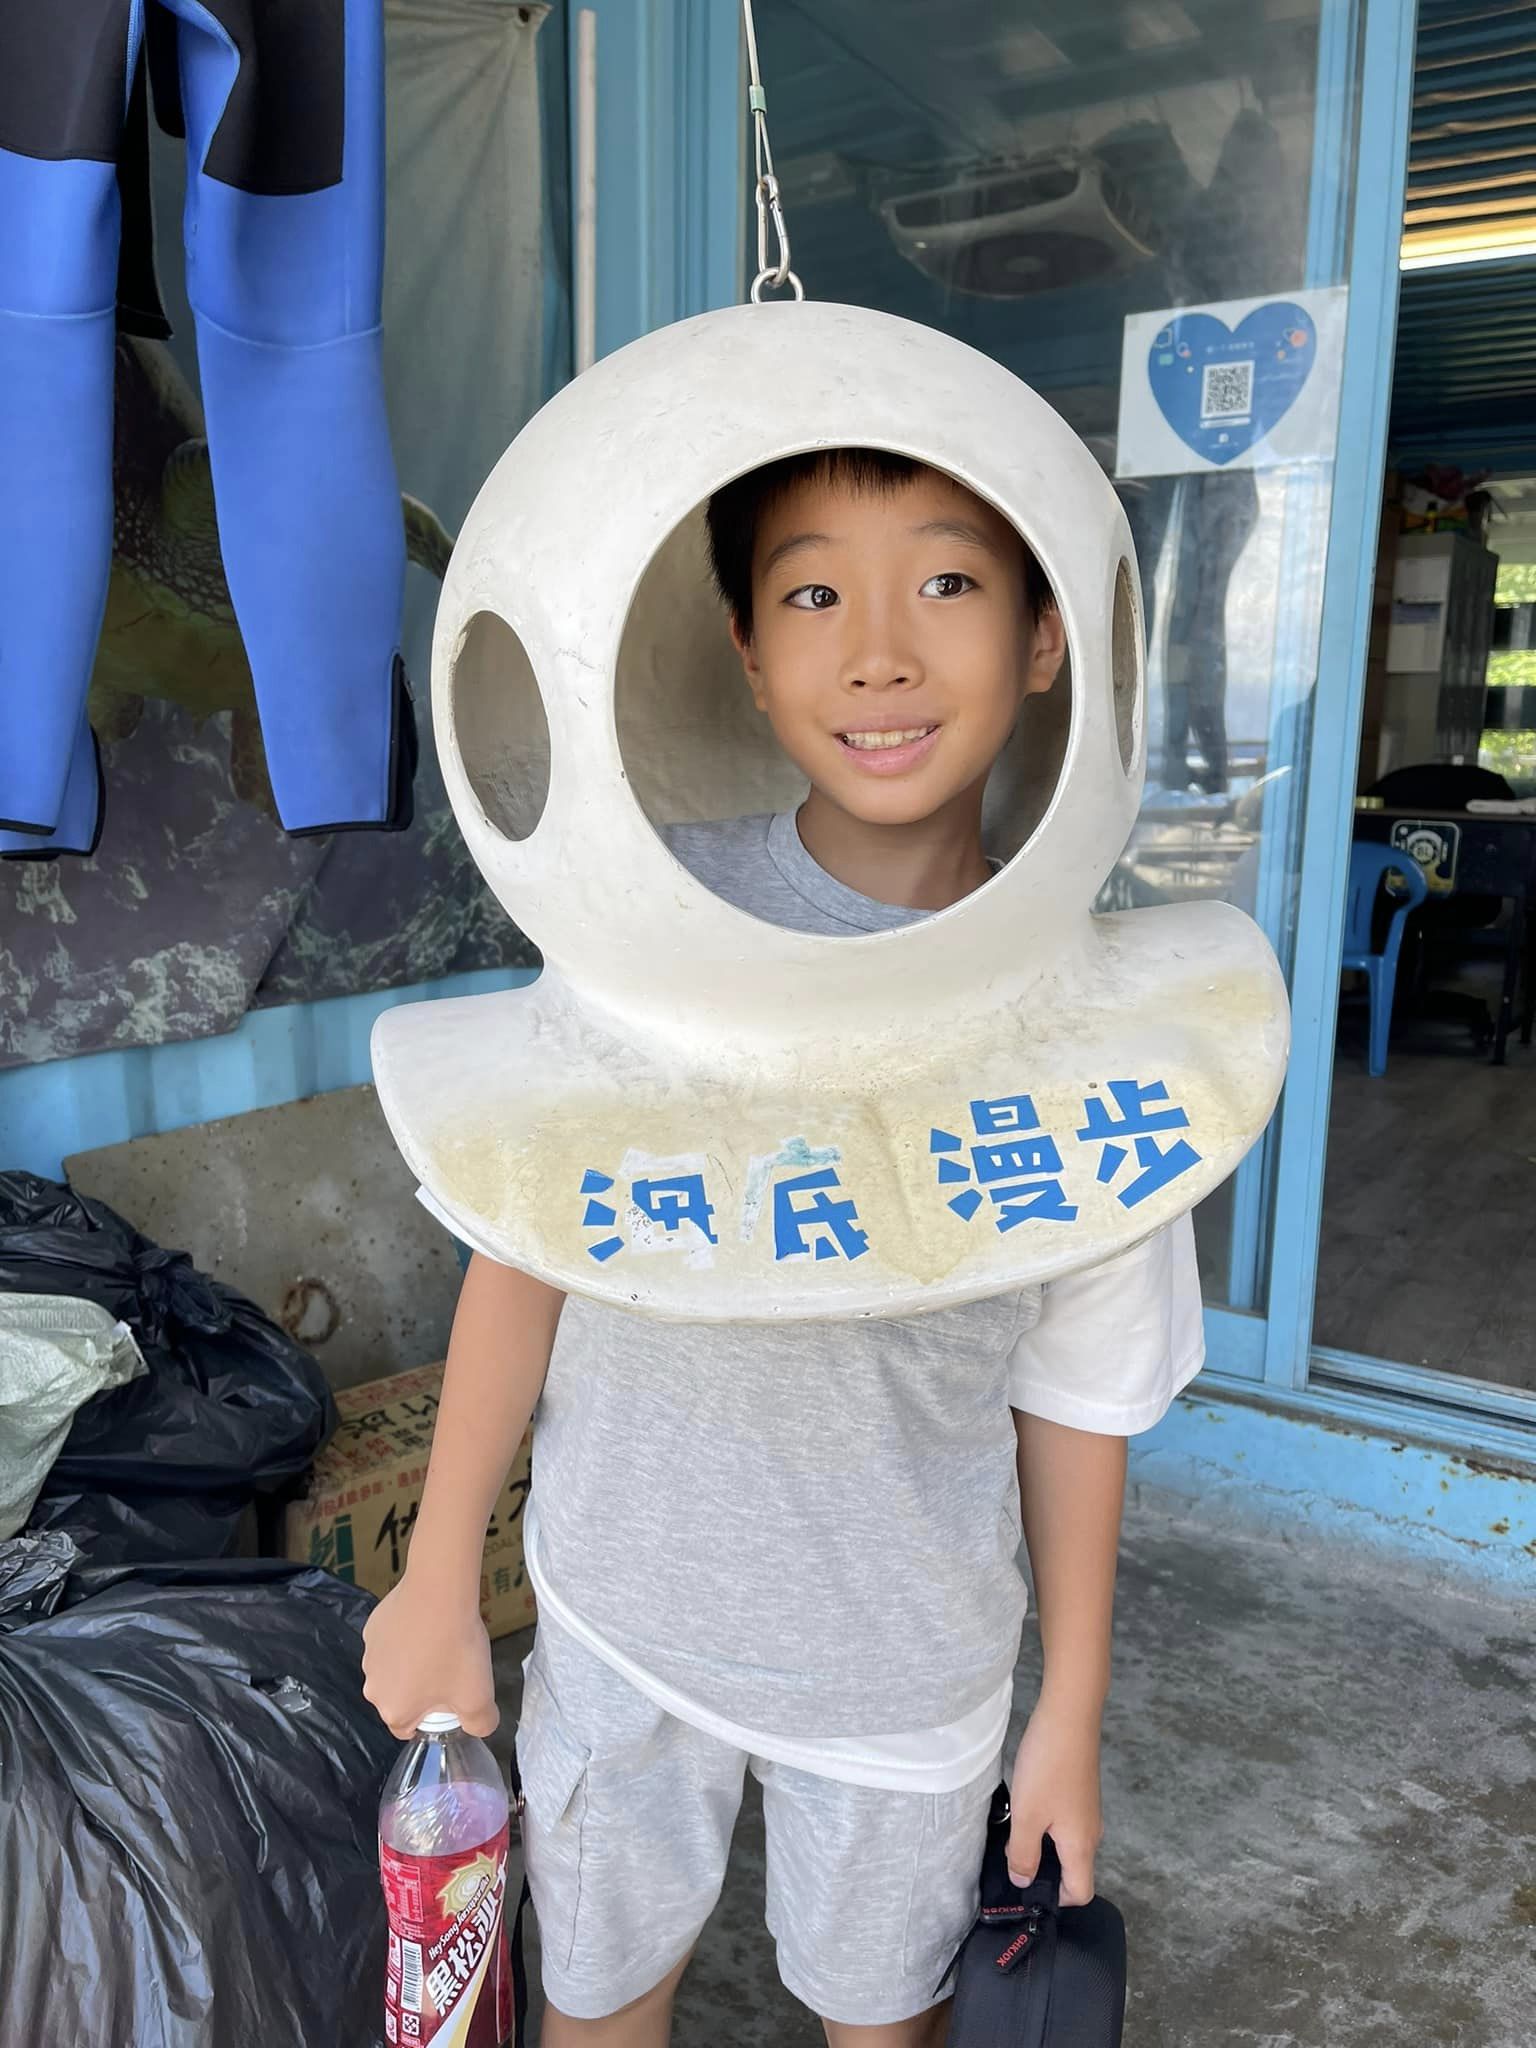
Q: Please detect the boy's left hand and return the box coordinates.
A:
[1006,1700,1104,1906]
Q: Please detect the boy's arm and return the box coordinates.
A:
[1006,1408,1127,1905]
[362,1251,564,1739]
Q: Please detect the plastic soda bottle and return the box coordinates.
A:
[379,1712,516,2046]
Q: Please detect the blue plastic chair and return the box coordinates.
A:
[1341,840,1430,1077]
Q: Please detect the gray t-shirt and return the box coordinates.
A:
[528,813,1030,1737]
[528,813,1201,1737]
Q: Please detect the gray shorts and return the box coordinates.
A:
[515,1618,1001,2027]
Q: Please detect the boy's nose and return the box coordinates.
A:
[840,639,924,692]
[847,666,914,690]
[838,595,925,691]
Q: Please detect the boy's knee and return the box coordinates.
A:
[820,1998,951,2048]
[623,1953,690,2015]
[543,1947,693,2043]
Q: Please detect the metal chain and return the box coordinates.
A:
[741,0,804,302]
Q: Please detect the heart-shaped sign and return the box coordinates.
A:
[1147,302,1317,465]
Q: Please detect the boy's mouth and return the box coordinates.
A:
[834,723,941,774]
[837,724,938,752]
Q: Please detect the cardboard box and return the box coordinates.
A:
[285,1362,535,1640]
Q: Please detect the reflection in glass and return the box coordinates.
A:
[756,0,1354,1309]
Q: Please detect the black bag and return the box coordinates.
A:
[946,1787,1127,2047]
[0,1169,335,1562]
[510,1763,533,2047]
[0,1536,399,2047]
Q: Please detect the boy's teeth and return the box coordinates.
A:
[841,726,934,751]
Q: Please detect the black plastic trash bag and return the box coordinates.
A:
[0,1171,335,1562]
[0,1527,79,1623]
[25,1479,252,1565]
[0,1544,397,2047]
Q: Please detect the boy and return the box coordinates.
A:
[363,449,1204,2047]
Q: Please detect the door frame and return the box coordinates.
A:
[627,0,1534,1463]
[1251,0,1421,1401]
[1217,0,1535,1457]
[567,0,741,361]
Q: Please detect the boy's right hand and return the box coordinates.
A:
[362,1576,500,1741]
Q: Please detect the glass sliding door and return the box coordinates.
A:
[752,0,1371,1350]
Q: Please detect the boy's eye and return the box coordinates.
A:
[785,584,839,611]
[921,571,975,599]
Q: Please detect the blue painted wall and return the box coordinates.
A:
[1131,1383,1536,1596]
[573,0,742,352]
[0,969,537,1183]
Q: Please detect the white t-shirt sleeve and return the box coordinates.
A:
[1007,1210,1205,1435]
[415,1183,508,1265]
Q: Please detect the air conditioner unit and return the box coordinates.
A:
[879,154,1160,298]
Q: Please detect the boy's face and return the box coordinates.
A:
[733,467,1065,831]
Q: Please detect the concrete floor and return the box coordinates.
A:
[1320,991,1536,1390]
[490,1501,1536,2048]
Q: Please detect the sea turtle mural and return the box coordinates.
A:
[94,334,454,819]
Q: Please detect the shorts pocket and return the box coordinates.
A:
[515,1664,591,1969]
[900,1778,994,1984]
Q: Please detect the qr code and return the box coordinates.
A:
[1200,359,1253,421]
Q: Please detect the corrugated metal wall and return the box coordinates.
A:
[1392,0,1536,471]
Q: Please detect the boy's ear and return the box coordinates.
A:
[1024,605,1068,697]
[731,615,769,710]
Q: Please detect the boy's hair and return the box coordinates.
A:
[705,447,1053,639]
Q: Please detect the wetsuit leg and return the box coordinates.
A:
[0,718,105,861]
[163,0,413,835]
[0,0,140,841]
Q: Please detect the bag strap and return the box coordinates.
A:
[979,1785,1062,1932]
[510,1754,531,2047]
[933,1783,1063,1998]
[512,1874,532,2045]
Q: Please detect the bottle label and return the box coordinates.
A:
[381,1825,513,2046]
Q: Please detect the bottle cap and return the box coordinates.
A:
[417,1711,461,1736]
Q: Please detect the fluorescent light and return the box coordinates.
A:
[995,27,1067,74]
[1400,229,1536,271]
[1123,2,1198,45]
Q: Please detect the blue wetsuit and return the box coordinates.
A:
[0,0,414,858]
